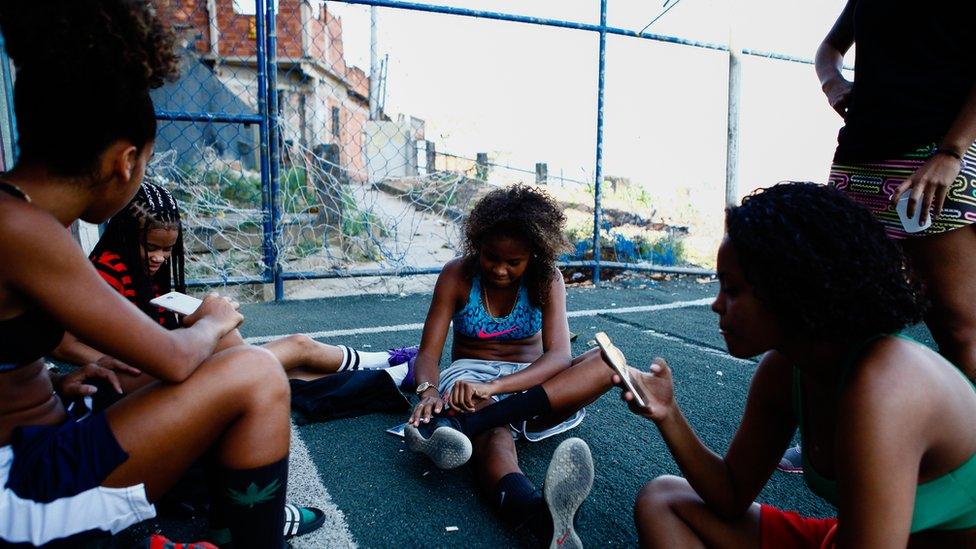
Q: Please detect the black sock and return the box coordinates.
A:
[205,457,233,547]
[493,472,551,544]
[216,456,288,549]
[453,385,552,437]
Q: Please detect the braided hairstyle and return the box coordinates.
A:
[91,182,185,318]
[0,0,178,177]
[462,185,570,306]
[725,182,925,345]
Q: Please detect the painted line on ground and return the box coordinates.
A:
[244,297,713,344]
[287,420,357,548]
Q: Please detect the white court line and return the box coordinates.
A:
[287,420,357,548]
[244,297,713,344]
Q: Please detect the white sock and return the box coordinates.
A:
[336,345,391,371]
[384,363,409,387]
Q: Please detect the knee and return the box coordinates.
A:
[282,334,315,355]
[220,346,289,402]
[635,475,691,518]
[475,427,515,455]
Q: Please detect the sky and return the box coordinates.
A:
[323,0,851,212]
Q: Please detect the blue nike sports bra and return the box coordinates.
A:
[452,274,542,341]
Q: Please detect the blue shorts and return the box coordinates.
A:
[0,412,156,546]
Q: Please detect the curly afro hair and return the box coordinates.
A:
[0,0,179,176]
[462,184,570,306]
[725,182,925,345]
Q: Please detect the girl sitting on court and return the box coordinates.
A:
[0,1,293,546]
[53,182,420,398]
[403,184,599,548]
[621,183,976,547]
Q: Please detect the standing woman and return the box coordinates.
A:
[0,2,293,547]
[777,0,976,473]
[819,0,976,376]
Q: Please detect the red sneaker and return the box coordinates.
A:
[144,534,219,549]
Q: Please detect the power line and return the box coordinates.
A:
[639,0,687,36]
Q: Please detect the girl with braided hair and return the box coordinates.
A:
[55,182,421,399]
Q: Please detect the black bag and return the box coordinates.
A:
[290,370,410,423]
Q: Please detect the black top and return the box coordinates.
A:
[0,183,65,369]
[0,308,65,370]
[834,0,976,162]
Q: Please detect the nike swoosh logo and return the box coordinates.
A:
[478,327,516,339]
[557,530,570,546]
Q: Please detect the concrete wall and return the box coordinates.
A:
[364,120,419,182]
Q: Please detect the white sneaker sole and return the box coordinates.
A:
[544,438,593,549]
[404,424,473,470]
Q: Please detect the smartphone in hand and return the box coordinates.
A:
[150,291,203,316]
[594,332,646,407]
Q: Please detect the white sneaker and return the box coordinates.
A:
[543,438,593,549]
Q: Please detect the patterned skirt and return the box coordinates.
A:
[828,143,976,239]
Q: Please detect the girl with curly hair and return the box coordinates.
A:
[0,1,297,546]
[619,183,976,547]
[405,184,636,548]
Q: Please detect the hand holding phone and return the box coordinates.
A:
[896,194,933,233]
[150,291,204,316]
[594,332,646,407]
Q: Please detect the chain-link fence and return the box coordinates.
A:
[18,0,838,301]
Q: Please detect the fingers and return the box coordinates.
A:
[920,183,936,224]
[891,177,914,206]
[85,364,123,394]
[933,185,949,218]
[908,183,926,219]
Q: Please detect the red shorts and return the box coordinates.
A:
[760,505,838,549]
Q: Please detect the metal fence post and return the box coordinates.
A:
[254,0,276,295]
[725,0,741,208]
[591,0,608,285]
[265,0,284,301]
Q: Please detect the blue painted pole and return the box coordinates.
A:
[330,0,837,67]
[253,0,276,293]
[591,0,607,285]
[154,110,264,124]
[265,0,284,300]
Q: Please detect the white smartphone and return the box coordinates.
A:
[594,332,646,407]
[150,291,203,316]
[896,194,933,233]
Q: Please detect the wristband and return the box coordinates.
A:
[935,147,963,161]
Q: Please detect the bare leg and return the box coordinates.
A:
[261,335,344,379]
[472,426,522,494]
[635,476,760,549]
[102,345,290,500]
[902,225,976,379]
[526,348,616,429]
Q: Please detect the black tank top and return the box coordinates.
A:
[0,181,66,370]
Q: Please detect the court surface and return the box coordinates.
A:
[124,278,934,547]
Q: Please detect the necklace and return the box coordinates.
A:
[482,284,495,317]
[0,179,32,203]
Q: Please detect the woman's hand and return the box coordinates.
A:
[892,153,963,224]
[94,355,142,377]
[448,380,494,413]
[183,292,243,335]
[822,77,853,118]
[54,363,123,399]
[409,392,447,426]
[613,358,676,423]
